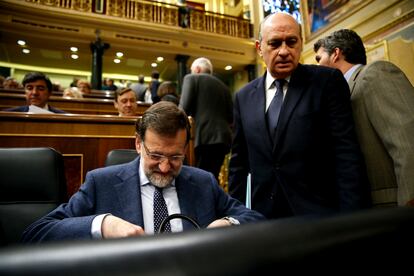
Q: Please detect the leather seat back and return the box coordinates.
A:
[0,147,67,246]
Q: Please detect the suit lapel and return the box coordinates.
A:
[113,159,144,227]
[253,75,274,148]
[175,171,200,230]
[273,65,307,151]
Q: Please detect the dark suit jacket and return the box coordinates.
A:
[179,73,233,149]
[229,64,369,219]
[22,157,264,242]
[5,105,66,113]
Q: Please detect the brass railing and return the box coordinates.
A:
[25,0,252,38]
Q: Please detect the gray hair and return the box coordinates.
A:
[191,57,213,74]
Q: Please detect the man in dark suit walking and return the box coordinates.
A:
[228,12,370,219]
[179,57,233,181]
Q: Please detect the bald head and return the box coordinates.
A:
[258,12,302,42]
[256,12,303,79]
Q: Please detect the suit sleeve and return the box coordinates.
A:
[228,91,249,203]
[358,62,414,205]
[326,69,370,210]
[205,171,264,224]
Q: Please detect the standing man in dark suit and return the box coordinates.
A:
[22,101,263,242]
[228,12,370,219]
[149,70,161,104]
[179,57,233,181]
[5,72,66,113]
[314,29,414,207]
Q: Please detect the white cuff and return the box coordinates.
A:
[91,213,111,239]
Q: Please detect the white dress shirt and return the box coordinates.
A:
[91,160,183,238]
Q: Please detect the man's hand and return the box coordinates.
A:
[102,215,145,239]
[207,218,232,229]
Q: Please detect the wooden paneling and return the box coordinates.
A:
[0,112,195,198]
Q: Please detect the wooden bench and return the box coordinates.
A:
[0,112,195,198]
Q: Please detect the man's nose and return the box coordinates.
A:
[278,42,289,55]
[158,159,171,172]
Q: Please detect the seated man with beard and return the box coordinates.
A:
[22,101,264,242]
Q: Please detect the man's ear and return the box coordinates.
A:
[135,136,142,153]
[255,40,262,57]
[332,47,342,63]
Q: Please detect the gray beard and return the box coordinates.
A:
[146,166,182,188]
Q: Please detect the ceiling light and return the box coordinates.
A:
[70,47,78,52]
[116,52,124,58]
[225,65,232,70]
[157,56,164,62]
[71,54,79,59]
[22,48,30,54]
[17,40,26,46]
[151,62,158,67]
[114,58,121,63]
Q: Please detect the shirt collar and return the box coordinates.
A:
[265,70,290,90]
[344,64,363,82]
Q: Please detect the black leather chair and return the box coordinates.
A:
[0,207,414,274]
[0,147,67,247]
[104,149,138,166]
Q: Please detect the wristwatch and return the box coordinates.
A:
[222,216,240,226]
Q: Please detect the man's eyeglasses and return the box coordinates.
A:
[142,143,185,164]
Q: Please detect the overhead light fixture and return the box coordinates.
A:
[114,58,121,63]
[151,62,158,67]
[17,40,26,46]
[157,56,164,62]
[116,52,124,58]
[22,48,30,54]
[70,47,78,52]
[225,65,232,70]
[71,54,79,59]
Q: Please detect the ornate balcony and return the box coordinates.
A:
[26,0,252,39]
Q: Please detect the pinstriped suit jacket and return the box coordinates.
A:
[348,60,414,207]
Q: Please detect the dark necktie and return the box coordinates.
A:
[266,79,285,140]
[153,186,171,233]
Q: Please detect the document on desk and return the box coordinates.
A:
[246,173,251,209]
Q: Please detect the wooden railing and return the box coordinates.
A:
[24,0,252,38]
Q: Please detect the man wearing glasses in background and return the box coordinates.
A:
[22,101,264,243]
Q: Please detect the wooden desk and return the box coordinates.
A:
[0,93,150,115]
[0,112,195,198]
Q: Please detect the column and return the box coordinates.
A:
[90,30,110,90]
[175,54,190,94]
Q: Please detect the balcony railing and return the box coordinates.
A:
[25,0,252,38]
